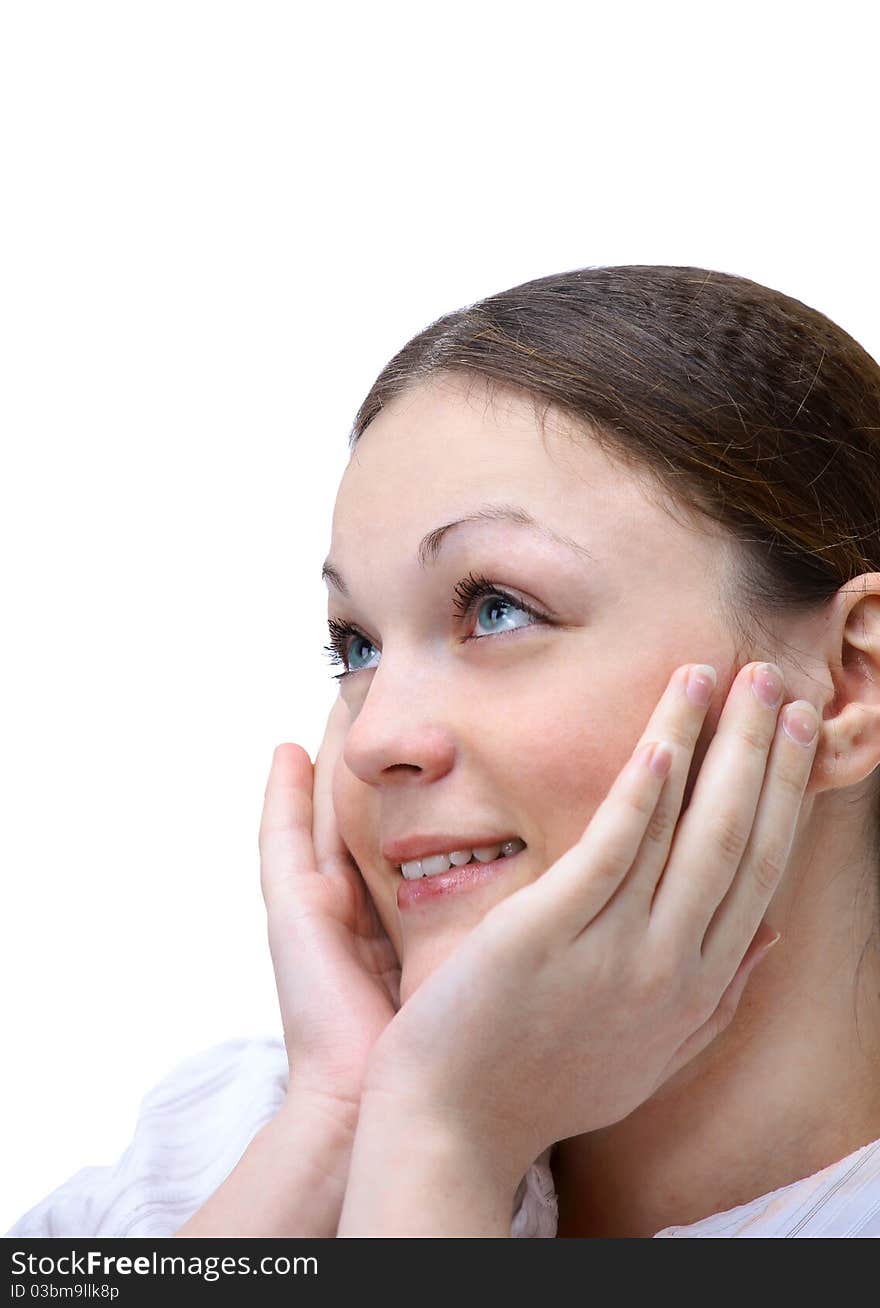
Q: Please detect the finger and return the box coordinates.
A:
[613,662,719,920]
[700,698,819,977]
[312,696,355,874]
[258,743,317,915]
[649,662,789,945]
[655,923,781,1084]
[528,735,674,942]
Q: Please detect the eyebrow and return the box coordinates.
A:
[321,502,594,596]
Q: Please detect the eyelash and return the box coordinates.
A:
[321,570,548,681]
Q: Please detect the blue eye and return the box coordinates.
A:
[322,571,547,681]
[323,623,377,677]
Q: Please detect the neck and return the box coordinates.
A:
[552,850,880,1238]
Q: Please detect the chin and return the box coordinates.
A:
[392,856,542,1002]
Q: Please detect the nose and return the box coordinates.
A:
[341,672,459,788]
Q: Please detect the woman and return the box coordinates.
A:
[8,265,880,1238]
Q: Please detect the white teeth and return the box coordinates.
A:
[472,844,503,863]
[399,837,526,880]
[420,852,457,877]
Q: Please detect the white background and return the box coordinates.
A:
[1,1,877,1231]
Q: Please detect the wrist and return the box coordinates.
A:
[279,1081,361,1143]
[360,1068,532,1198]
[173,1088,358,1239]
[338,1089,517,1237]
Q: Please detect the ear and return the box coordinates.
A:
[810,576,880,795]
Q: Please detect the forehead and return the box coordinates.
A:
[330,374,728,586]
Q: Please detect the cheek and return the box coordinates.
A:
[525,666,726,854]
[330,758,358,854]
[331,752,380,851]
[331,760,403,956]
[525,723,623,859]
[524,675,654,827]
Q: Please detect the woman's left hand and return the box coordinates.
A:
[354,660,818,1198]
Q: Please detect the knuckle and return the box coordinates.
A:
[739,719,772,754]
[665,725,695,753]
[627,784,659,819]
[709,810,749,862]
[580,822,630,880]
[773,758,806,799]
[642,803,673,846]
[749,841,788,894]
[592,847,631,887]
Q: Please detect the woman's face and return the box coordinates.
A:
[326,373,742,1002]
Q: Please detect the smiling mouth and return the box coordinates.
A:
[396,841,528,911]
[397,837,527,880]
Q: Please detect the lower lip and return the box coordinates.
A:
[396,847,526,912]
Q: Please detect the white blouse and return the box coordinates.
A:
[6,1036,880,1239]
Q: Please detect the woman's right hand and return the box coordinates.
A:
[259,697,401,1130]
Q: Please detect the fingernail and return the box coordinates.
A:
[751,663,784,709]
[686,664,717,707]
[648,741,673,778]
[754,931,782,962]
[782,700,820,746]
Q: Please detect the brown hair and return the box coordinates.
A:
[348,265,880,889]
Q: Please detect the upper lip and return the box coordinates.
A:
[381,833,523,866]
